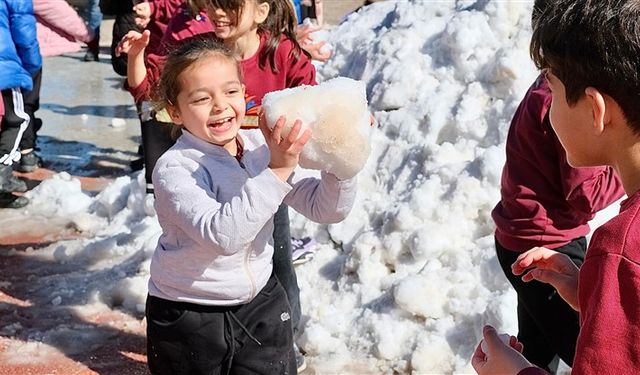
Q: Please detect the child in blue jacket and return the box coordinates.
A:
[0,0,42,208]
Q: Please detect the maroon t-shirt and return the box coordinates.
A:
[129,32,316,118]
[491,75,623,252]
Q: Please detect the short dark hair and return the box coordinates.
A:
[530,0,640,133]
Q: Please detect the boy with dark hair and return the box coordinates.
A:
[474,0,640,373]
[490,0,624,370]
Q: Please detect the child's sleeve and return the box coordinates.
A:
[284,171,357,224]
[153,156,293,254]
[148,0,184,27]
[126,52,165,103]
[573,251,640,373]
[556,136,625,214]
[8,1,42,75]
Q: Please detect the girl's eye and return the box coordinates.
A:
[227,89,239,95]
[194,97,210,104]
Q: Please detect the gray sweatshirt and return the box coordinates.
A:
[148,129,357,305]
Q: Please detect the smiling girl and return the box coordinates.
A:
[145,36,357,374]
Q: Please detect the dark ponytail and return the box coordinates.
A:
[258,0,309,74]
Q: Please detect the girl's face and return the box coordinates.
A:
[168,56,245,152]
[207,0,268,40]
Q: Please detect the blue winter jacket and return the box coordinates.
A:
[0,0,42,91]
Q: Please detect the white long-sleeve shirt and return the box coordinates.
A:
[148,129,357,305]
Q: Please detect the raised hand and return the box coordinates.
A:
[133,1,152,29]
[115,30,151,58]
[511,247,580,311]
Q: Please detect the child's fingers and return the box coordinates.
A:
[285,120,303,143]
[522,268,569,286]
[271,116,286,144]
[511,247,554,274]
[508,336,524,353]
[471,339,488,369]
[293,128,312,151]
[141,30,151,44]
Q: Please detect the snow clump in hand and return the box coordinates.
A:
[261,77,372,180]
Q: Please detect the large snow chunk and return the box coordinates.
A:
[262,77,372,180]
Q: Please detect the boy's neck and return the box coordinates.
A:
[615,142,640,197]
[224,29,261,60]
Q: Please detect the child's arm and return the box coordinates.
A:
[116,30,151,91]
[285,170,357,224]
[511,247,580,310]
[153,156,294,253]
[571,252,640,373]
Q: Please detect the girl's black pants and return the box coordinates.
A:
[146,274,296,375]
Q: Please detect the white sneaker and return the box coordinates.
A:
[291,237,316,265]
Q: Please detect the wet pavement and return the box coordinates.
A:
[36,46,141,177]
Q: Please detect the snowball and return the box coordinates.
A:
[262,77,372,180]
[480,333,511,356]
[110,118,126,128]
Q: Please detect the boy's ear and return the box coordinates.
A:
[166,104,183,125]
[584,87,607,134]
[255,2,270,24]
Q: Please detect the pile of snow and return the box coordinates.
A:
[262,77,371,180]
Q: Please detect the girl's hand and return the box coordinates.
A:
[133,2,152,29]
[511,247,580,311]
[301,41,332,62]
[259,115,312,182]
[296,23,321,45]
[115,30,150,57]
[472,326,532,375]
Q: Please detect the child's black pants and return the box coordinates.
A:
[146,274,296,375]
[495,236,586,370]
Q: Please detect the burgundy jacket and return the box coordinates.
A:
[492,75,623,252]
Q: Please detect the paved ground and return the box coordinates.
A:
[68,0,366,27]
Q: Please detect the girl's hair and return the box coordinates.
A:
[208,0,310,74]
[186,0,209,16]
[154,36,242,139]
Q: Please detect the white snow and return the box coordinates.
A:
[0,1,617,373]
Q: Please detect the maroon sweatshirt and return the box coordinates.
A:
[129,31,316,120]
[145,0,183,56]
[573,190,640,373]
[491,75,623,252]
